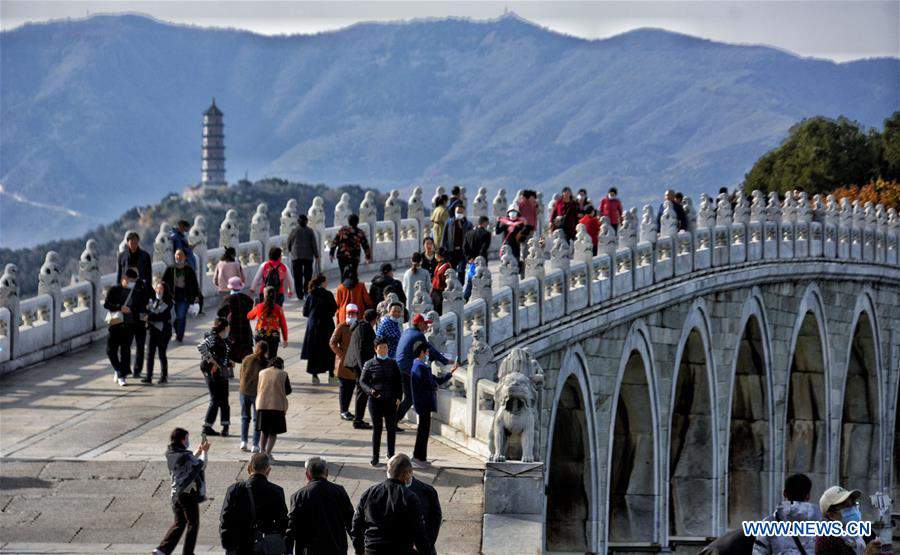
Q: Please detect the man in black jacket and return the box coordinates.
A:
[408,476,442,555]
[463,216,492,263]
[220,453,288,555]
[359,337,402,466]
[351,454,431,555]
[117,231,153,289]
[162,250,202,343]
[104,268,143,386]
[287,215,320,299]
[343,309,378,430]
[286,456,353,554]
[368,263,406,308]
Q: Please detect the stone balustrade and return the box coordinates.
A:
[1,192,898,380]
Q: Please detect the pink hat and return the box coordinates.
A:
[227,276,244,290]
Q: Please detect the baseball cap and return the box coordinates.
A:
[412,313,433,326]
[346,303,359,314]
[819,486,861,515]
[227,276,244,291]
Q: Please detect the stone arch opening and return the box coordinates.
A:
[546,375,591,552]
[893,383,900,507]
[840,311,879,512]
[610,351,656,542]
[728,314,770,528]
[785,312,828,498]
[669,329,715,537]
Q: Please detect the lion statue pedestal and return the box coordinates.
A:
[487,347,543,463]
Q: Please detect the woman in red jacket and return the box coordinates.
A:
[247,286,288,358]
[578,206,601,256]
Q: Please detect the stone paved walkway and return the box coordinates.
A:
[0,277,485,553]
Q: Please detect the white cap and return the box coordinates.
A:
[819,486,861,515]
[346,303,359,314]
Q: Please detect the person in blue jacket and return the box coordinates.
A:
[395,313,450,429]
[410,341,458,466]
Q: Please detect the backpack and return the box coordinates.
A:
[262,262,282,293]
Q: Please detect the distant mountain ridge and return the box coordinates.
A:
[2,13,898,247]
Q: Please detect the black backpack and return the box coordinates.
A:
[263,262,282,292]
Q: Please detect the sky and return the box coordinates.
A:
[1,0,898,62]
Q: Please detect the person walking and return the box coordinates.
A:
[408,474,442,555]
[599,187,624,230]
[443,204,473,281]
[578,206,601,255]
[250,247,294,306]
[330,303,360,421]
[410,341,459,466]
[343,309,378,430]
[551,186,579,241]
[335,270,372,325]
[430,195,450,249]
[220,453,288,555]
[401,253,431,313]
[395,314,450,428]
[104,268,140,386]
[302,274,338,384]
[575,188,594,216]
[429,248,453,315]
[517,190,539,229]
[351,454,431,554]
[117,231,153,289]
[162,249,201,343]
[446,186,463,214]
[286,456,354,555]
[247,286,288,359]
[169,220,196,272]
[152,427,209,555]
[200,318,232,437]
[213,247,245,294]
[752,473,822,555]
[117,232,153,376]
[287,214,320,299]
[144,279,173,385]
[329,214,372,282]
[419,237,438,277]
[256,357,292,459]
[217,276,255,363]
[375,301,404,358]
[657,189,688,232]
[368,263,406,309]
[239,342,268,453]
[463,216,492,264]
[359,337,403,466]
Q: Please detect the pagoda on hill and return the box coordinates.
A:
[201,98,226,188]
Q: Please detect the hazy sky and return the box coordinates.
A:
[2,0,898,62]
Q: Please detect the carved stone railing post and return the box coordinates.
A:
[384,189,401,261]
[219,209,240,249]
[359,191,377,247]
[497,244,520,334]
[655,202,677,281]
[850,199,864,259]
[472,187,489,223]
[37,252,62,344]
[250,203,270,256]
[407,187,425,230]
[334,193,351,228]
[279,199,298,237]
[443,270,465,350]
[0,264,20,358]
[466,328,494,437]
[470,256,493,342]
[411,280,434,315]
[153,222,174,267]
[78,240,102,330]
[307,196,325,238]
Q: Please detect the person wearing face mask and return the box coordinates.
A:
[144,280,173,385]
[359,337,403,466]
[104,268,141,386]
[410,342,459,468]
[216,276,255,363]
[153,427,209,555]
[752,473,822,555]
[575,188,594,217]
[419,237,438,278]
[330,304,361,421]
[550,186,579,241]
[200,318,233,437]
[162,249,201,343]
[430,195,450,249]
[343,309,378,430]
[599,187,624,231]
[375,301,404,358]
[401,253,431,313]
[369,263,406,310]
[395,314,450,430]
[351,454,431,555]
[816,487,881,555]
[442,204,473,281]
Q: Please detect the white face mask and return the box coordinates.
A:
[346,317,357,326]
[456,212,465,219]
[125,282,135,289]
[184,441,190,450]
[392,316,404,324]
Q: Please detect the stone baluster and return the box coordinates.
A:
[459,186,468,208]
[442,269,465,340]
[359,191,377,247]
[549,229,571,272]
[524,236,545,281]
[796,192,811,223]
[837,197,852,258]
[333,193,351,228]
[618,209,637,250]
[546,193,560,228]
[715,195,733,227]
[732,192,750,226]
[465,327,495,436]
[639,204,658,243]
[0,264,21,358]
[189,215,208,281]
[682,196,696,231]
[749,190,766,223]
[659,202,678,238]
[536,191,545,236]
[279,199,298,237]
[78,240,102,329]
[497,244,520,290]
[876,204,887,234]
[573,224,594,265]
[153,222,174,267]
[250,203,270,252]
[470,256,493,306]
[766,191,780,222]
[411,280,434,315]
[407,187,424,229]
[37,251,63,343]
[307,196,326,236]
[598,217,617,258]
[811,194,825,222]
[431,186,446,209]
[384,189,401,225]
[472,187,489,223]
[492,189,508,223]
[219,209,240,248]
[824,196,838,226]
[695,194,713,230]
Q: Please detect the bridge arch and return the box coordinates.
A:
[544,345,599,553]
[839,291,882,513]
[668,300,719,540]
[783,283,831,499]
[724,290,775,530]
[605,319,661,547]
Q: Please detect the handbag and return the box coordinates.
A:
[244,483,286,555]
[105,287,134,327]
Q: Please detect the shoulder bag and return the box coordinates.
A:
[244,482,286,555]
[105,287,134,327]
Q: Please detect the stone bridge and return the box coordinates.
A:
[1,187,899,554]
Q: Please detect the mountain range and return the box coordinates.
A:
[1,12,898,248]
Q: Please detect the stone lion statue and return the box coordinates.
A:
[488,347,544,463]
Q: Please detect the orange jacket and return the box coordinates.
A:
[246,303,288,341]
[335,282,372,324]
